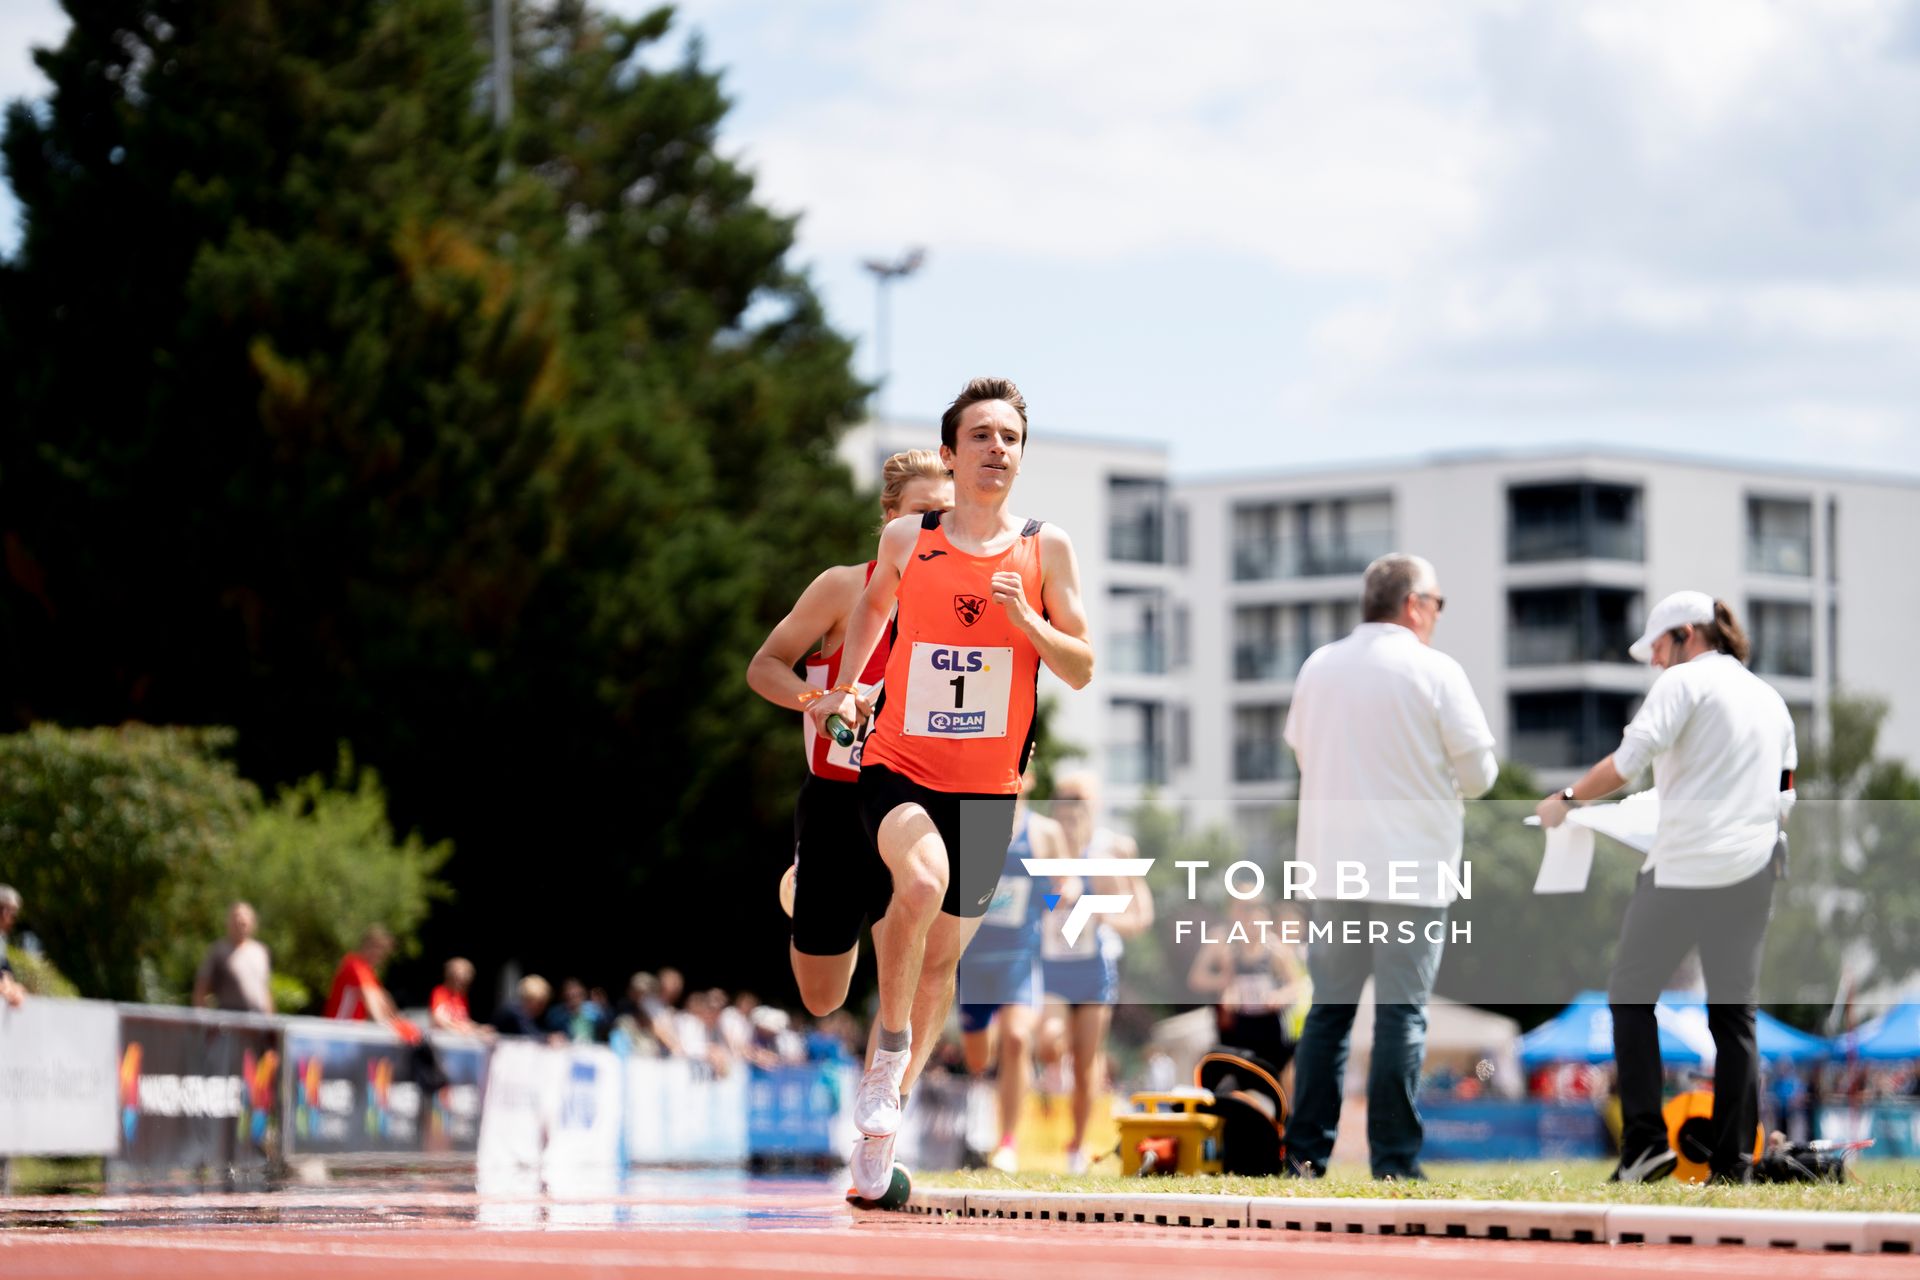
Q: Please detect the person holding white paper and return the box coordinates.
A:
[1535,591,1795,1185]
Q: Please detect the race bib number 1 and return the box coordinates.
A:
[901,643,1014,738]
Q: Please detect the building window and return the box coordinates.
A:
[1233,704,1293,783]
[1108,477,1167,564]
[1233,600,1358,681]
[1507,588,1641,666]
[1231,495,1393,580]
[1108,586,1169,675]
[1747,496,1813,577]
[1172,605,1190,672]
[1173,704,1191,770]
[1107,698,1167,787]
[1507,482,1644,563]
[1509,691,1640,771]
[1749,599,1814,678]
[1171,504,1189,567]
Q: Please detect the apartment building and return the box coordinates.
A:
[836,426,1920,846]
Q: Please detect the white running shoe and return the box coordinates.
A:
[1064,1146,1089,1176]
[988,1144,1019,1174]
[849,1131,897,1201]
[854,1044,911,1137]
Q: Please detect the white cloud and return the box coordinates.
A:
[0,1,62,104]
[672,0,1510,275]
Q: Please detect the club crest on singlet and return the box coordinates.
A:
[953,594,986,627]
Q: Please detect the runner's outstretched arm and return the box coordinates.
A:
[991,524,1093,689]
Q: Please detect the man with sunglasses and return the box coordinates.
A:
[1279,553,1496,1180]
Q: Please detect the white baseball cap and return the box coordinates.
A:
[1629,590,1716,664]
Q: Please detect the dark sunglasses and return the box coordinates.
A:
[1417,591,1446,613]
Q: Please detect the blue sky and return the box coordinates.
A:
[6,0,1920,476]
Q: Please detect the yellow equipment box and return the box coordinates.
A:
[1116,1090,1224,1176]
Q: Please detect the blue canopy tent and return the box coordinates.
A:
[1836,1002,1920,1061]
[1518,991,1832,1067]
[1658,992,1834,1064]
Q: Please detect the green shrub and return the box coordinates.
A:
[0,726,448,1005]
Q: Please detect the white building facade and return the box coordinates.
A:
[837,427,1920,845]
[1182,449,1920,857]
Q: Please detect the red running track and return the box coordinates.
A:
[0,1177,1909,1280]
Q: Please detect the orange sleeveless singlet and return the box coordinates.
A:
[861,512,1045,795]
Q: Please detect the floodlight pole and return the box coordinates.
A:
[862,249,926,422]
[492,0,513,128]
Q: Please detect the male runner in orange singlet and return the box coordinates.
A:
[809,376,1094,1197]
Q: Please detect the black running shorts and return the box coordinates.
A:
[856,762,1018,919]
[791,773,895,957]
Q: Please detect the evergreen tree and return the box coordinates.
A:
[1,0,873,996]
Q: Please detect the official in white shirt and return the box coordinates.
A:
[1282,553,1498,1180]
[1537,590,1795,1184]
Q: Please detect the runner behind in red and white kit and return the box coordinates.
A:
[746,451,952,1017]
[808,378,1094,1198]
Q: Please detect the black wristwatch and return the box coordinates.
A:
[1557,787,1580,808]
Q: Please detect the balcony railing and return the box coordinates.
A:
[1231,532,1393,581]
[1107,743,1168,787]
[1508,523,1644,564]
[1108,634,1168,676]
[1109,522,1164,565]
[1753,644,1814,679]
[1508,626,1637,667]
[1234,643,1311,682]
[1747,535,1812,578]
[1509,626,1582,667]
[1511,730,1584,771]
[1233,742,1292,783]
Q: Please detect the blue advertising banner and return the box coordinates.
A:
[1420,1100,1610,1161]
[747,1063,851,1159]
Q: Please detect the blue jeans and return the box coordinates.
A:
[1282,899,1447,1179]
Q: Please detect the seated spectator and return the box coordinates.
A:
[193,901,275,1014]
[324,926,420,1042]
[493,974,557,1040]
[0,885,25,1009]
[545,977,609,1044]
[430,957,489,1036]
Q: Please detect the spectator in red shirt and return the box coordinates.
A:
[430,957,488,1037]
[324,926,412,1040]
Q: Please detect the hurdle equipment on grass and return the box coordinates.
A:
[1116,1090,1223,1176]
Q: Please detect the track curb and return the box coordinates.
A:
[897,1186,1920,1255]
